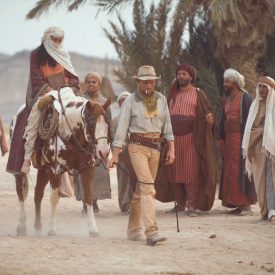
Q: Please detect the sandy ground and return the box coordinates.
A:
[0,153,274,275]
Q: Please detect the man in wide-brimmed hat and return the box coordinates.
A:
[108,65,175,246]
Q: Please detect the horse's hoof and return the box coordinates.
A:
[47,230,57,236]
[16,225,27,236]
[89,231,100,238]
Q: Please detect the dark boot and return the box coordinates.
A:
[146,233,167,246]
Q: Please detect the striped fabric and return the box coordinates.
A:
[169,87,198,185]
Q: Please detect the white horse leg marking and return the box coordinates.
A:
[17,201,27,236]
[87,203,99,237]
[48,188,60,236]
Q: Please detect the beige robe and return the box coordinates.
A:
[249,102,275,217]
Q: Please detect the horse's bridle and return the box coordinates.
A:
[95,136,109,143]
[58,91,109,157]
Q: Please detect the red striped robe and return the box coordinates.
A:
[169,87,198,185]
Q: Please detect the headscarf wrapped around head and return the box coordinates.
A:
[84,72,102,85]
[242,76,275,178]
[176,63,197,83]
[42,26,77,76]
[223,68,245,89]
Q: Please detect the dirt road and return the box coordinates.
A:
[0,154,274,275]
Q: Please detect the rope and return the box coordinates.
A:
[38,106,59,140]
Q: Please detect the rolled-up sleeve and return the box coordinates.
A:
[113,98,131,148]
[162,99,174,141]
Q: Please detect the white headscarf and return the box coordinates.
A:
[42,27,77,76]
[242,77,275,177]
[224,68,245,89]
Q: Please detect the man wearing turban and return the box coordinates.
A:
[166,63,217,216]
[242,76,275,224]
[6,27,80,175]
[219,68,256,215]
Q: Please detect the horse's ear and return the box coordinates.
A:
[102,97,111,111]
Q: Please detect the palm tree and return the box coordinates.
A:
[95,0,275,92]
[104,0,187,95]
[104,0,275,92]
[27,0,275,93]
[27,0,223,112]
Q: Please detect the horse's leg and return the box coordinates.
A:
[81,166,99,237]
[15,174,29,236]
[47,174,60,236]
[34,168,50,233]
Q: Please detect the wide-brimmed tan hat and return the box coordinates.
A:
[133,65,160,80]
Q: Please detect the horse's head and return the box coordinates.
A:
[84,99,111,164]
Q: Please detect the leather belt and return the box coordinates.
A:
[129,133,163,151]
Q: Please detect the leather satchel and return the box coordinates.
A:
[170,115,195,136]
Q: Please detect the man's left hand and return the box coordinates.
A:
[165,149,175,165]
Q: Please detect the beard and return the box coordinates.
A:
[224,89,231,96]
[177,79,191,87]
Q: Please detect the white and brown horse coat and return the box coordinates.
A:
[13,87,110,236]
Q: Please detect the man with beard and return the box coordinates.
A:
[167,63,216,216]
[108,65,175,246]
[242,76,275,224]
[219,68,256,215]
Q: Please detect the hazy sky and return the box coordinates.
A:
[0,0,133,59]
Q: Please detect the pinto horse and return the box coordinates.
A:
[14,89,110,236]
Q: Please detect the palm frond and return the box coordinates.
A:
[26,0,87,19]
[94,0,133,13]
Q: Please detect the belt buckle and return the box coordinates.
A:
[152,136,159,145]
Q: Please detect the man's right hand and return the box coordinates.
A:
[108,156,118,169]
[107,146,121,169]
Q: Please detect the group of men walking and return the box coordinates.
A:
[4,26,275,247]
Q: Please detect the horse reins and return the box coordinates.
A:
[57,90,107,157]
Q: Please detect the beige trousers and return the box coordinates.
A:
[127,143,160,239]
[23,98,43,160]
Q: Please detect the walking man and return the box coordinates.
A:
[108,65,175,245]
[167,63,216,216]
